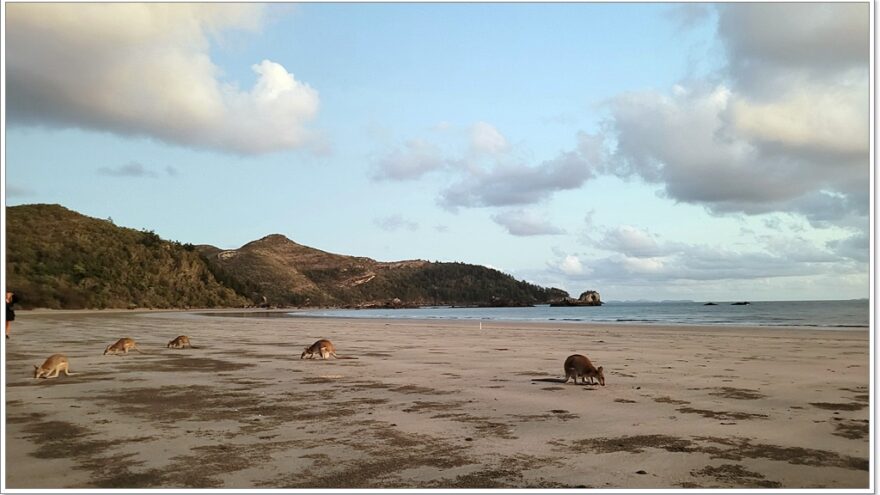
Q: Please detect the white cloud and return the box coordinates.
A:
[371,140,450,181]
[373,124,603,211]
[374,215,419,232]
[665,4,713,32]
[602,3,868,228]
[543,216,864,295]
[491,209,565,236]
[470,122,509,155]
[6,185,35,198]
[827,232,869,263]
[597,226,665,258]
[557,255,585,276]
[440,149,595,209]
[6,4,320,155]
[717,3,869,91]
[619,256,666,275]
[728,81,868,159]
[549,240,854,288]
[97,161,158,178]
[606,82,866,220]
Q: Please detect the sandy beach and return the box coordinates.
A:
[3,310,871,489]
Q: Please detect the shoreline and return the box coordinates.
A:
[5,310,870,489]
[15,307,870,331]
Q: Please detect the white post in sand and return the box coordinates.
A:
[479,320,482,330]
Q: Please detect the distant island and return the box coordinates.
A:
[6,204,570,310]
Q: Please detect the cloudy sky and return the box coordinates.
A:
[4,3,871,301]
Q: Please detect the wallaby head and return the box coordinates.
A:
[32,364,44,379]
[595,366,606,386]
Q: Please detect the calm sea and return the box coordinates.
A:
[296,300,870,329]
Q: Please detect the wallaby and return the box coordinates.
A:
[34,354,78,379]
[167,335,192,349]
[563,354,605,386]
[103,337,143,355]
[301,339,337,360]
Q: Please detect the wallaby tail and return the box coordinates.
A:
[335,356,359,360]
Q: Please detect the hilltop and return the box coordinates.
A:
[5,204,247,309]
[197,234,566,307]
[5,204,567,309]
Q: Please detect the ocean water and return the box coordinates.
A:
[296,300,870,329]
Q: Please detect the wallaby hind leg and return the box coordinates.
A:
[320,349,330,360]
[563,371,573,384]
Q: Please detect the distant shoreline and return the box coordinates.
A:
[190,310,867,331]
[16,303,869,330]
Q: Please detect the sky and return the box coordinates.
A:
[3,3,872,302]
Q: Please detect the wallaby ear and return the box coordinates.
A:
[33,365,39,370]
[597,366,604,373]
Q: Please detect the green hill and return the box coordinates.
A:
[5,204,247,309]
[5,204,568,310]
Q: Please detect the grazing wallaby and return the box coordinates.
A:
[563,354,605,386]
[301,339,337,360]
[103,337,143,355]
[34,354,78,379]
[167,335,192,349]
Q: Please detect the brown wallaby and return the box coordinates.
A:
[563,354,605,386]
[103,337,143,355]
[167,335,192,349]
[34,354,78,379]
[301,339,337,360]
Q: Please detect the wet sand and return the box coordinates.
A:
[3,310,870,489]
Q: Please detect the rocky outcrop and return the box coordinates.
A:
[578,291,601,305]
[550,290,602,307]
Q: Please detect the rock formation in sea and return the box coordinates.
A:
[550,290,602,307]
